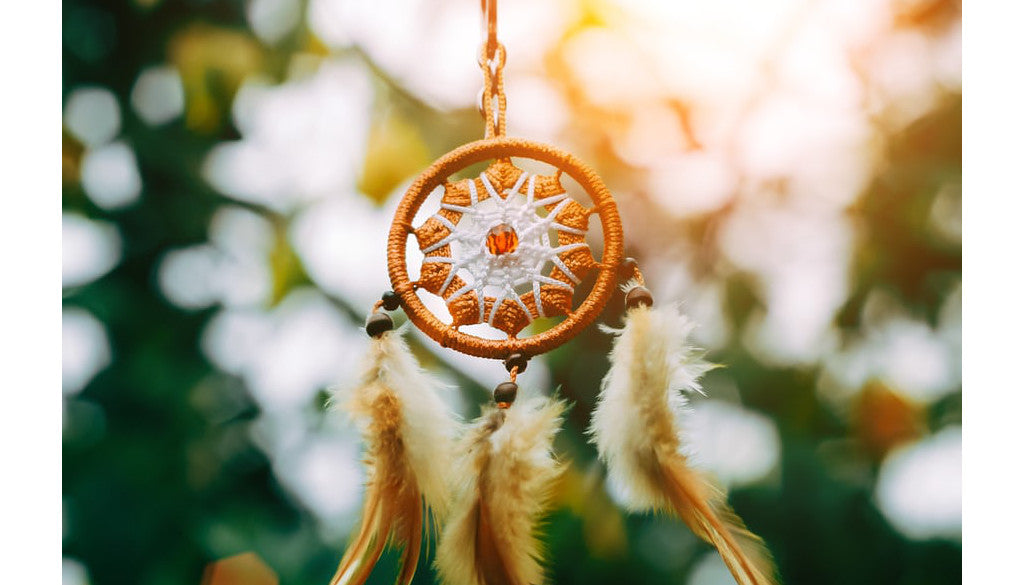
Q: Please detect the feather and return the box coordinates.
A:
[436,397,566,585]
[329,328,457,585]
[589,304,778,585]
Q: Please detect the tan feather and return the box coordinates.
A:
[436,397,565,585]
[589,304,778,585]
[330,329,457,585]
[660,456,777,585]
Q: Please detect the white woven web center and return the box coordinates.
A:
[423,171,587,326]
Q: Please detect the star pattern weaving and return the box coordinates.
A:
[414,160,597,337]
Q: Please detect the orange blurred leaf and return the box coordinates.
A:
[358,107,431,204]
[201,552,278,585]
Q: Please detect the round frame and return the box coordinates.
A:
[387,136,624,359]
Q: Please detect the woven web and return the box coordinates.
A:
[413,160,597,337]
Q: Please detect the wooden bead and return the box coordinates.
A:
[625,286,654,309]
[365,312,394,338]
[619,257,639,279]
[381,290,401,311]
[503,353,529,374]
[494,381,518,408]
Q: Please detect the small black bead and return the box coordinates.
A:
[503,353,529,374]
[365,312,394,338]
[493,381,518,406]
[625,286,654,309]
[381,290,401,311]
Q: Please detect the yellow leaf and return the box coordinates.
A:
[358,107,431,204]
[169,24,263,134]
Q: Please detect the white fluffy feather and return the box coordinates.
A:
[329,327,458,585]
[347,327,457,514]
[591,304,712,508]
[436,396,566,585]
[589,304,777,585]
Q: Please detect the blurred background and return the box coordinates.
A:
[62,0,961,584]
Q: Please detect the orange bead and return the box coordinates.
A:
[486,223,518,255]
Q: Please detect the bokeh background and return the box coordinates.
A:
[62,0,962,584]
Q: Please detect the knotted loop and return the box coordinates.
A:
[478,43,507,138]
[478,41,506,72]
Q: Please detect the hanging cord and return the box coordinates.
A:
[481,0,498,58]
[479,0,506,138]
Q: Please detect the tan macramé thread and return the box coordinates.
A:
[388,137,624,360]
[449,291,482,328]
[420,158,596,337]
[414,218,448,250]
[441,158,596,337]
[480,43,507,139]
[485,158,520,188]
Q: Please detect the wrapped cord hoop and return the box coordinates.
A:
[387,136,625,360]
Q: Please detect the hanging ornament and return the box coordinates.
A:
[589,292,778,585]
[435,396,566,585]
[330,1,778,584]
[329,318,457,585]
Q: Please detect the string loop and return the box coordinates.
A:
[479,43,507,138]
[478,0,506,138]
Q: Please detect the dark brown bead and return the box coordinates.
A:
[619,257,639,279]
[503,353,529,374]
[381,290,401,311]
[625,286,654,309]
[365,312,394,338]
[493,381,518,407]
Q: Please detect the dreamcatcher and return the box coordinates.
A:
[329,2,778,585]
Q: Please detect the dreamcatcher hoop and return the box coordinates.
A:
[386,136,625,360]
